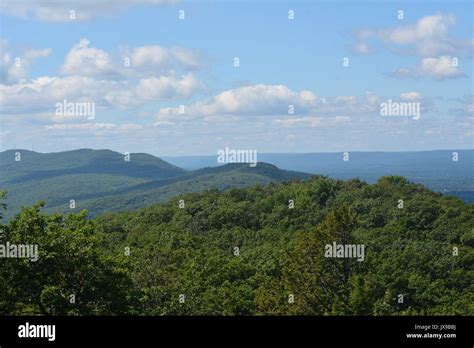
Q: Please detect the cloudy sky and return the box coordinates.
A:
[0,0,472,156]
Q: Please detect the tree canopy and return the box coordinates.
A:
[1,176,472,315]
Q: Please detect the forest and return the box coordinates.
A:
[0,175,473,316]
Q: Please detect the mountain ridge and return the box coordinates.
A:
[0,149,311,220]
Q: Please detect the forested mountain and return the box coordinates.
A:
[0,149,185,179]
[1,175,472,315]
[1,149,472,222]
[0,149,310,220]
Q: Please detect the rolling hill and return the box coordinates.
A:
[0,149,310,220]
[1,148,472,221]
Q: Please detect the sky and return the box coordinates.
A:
[0,0,472,156]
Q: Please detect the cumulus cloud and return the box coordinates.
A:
[59,39,204,78]
[130,45,202,71]
[418,56,465,80]
[60,39,115,77]
[0,72,203,116]
[354,13,473,58]
[106,73,203,108]
[0,76,107,115]
[0,40,51,84]
[392,56,465,80]
[154,85,394,127]
[0,38,205,118]
[157,84,320,121]
[354,13,471,81]
[0,0,177,22]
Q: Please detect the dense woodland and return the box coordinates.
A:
[1,175,473,315]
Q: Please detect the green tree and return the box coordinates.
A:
[282,205,360,315]
[2,204,135,315]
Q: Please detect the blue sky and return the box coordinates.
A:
[0,0,472,156]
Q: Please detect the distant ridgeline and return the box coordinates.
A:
[0,149,472,221]
[163,150,474,195]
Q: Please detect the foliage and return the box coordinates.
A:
[1,175,473,315]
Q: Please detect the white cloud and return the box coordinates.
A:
[273,117,324,127]
[0,40,52,84]
[355,13,471,81]
[0,72,203,116]
[418,56,465,80]
[335,116,351,124]
[1,39,205,117]
[392,56,465,80]
[131,45,171,70]
[137,74,201,99]
[365,91,382,106]
[0,0,177,22]
[130,45,202,71]
[60,38,115,77]
[59,39,204,78]
[154,85,392,129]
[355,13,473,57]
[157,84,320,120]
[400,92,421,101]
[45,123,142,131]
[169,47,202,70]
[0,76,107,114]
[105,73,202,108]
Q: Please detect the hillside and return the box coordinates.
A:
[0,149,185,182]
[2,175,472,315]
[40,162,310,218]
[0,149,310,220]
[1,148,472,221]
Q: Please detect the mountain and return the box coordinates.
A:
[1,148,472,221]
[0,148,185,182]
[0,149,310,220]
[163,150,474,201]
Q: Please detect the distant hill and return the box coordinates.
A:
[0,149,185,182]
[163,150,474,201]
[0,149,310,220]
[1,148,472,221]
